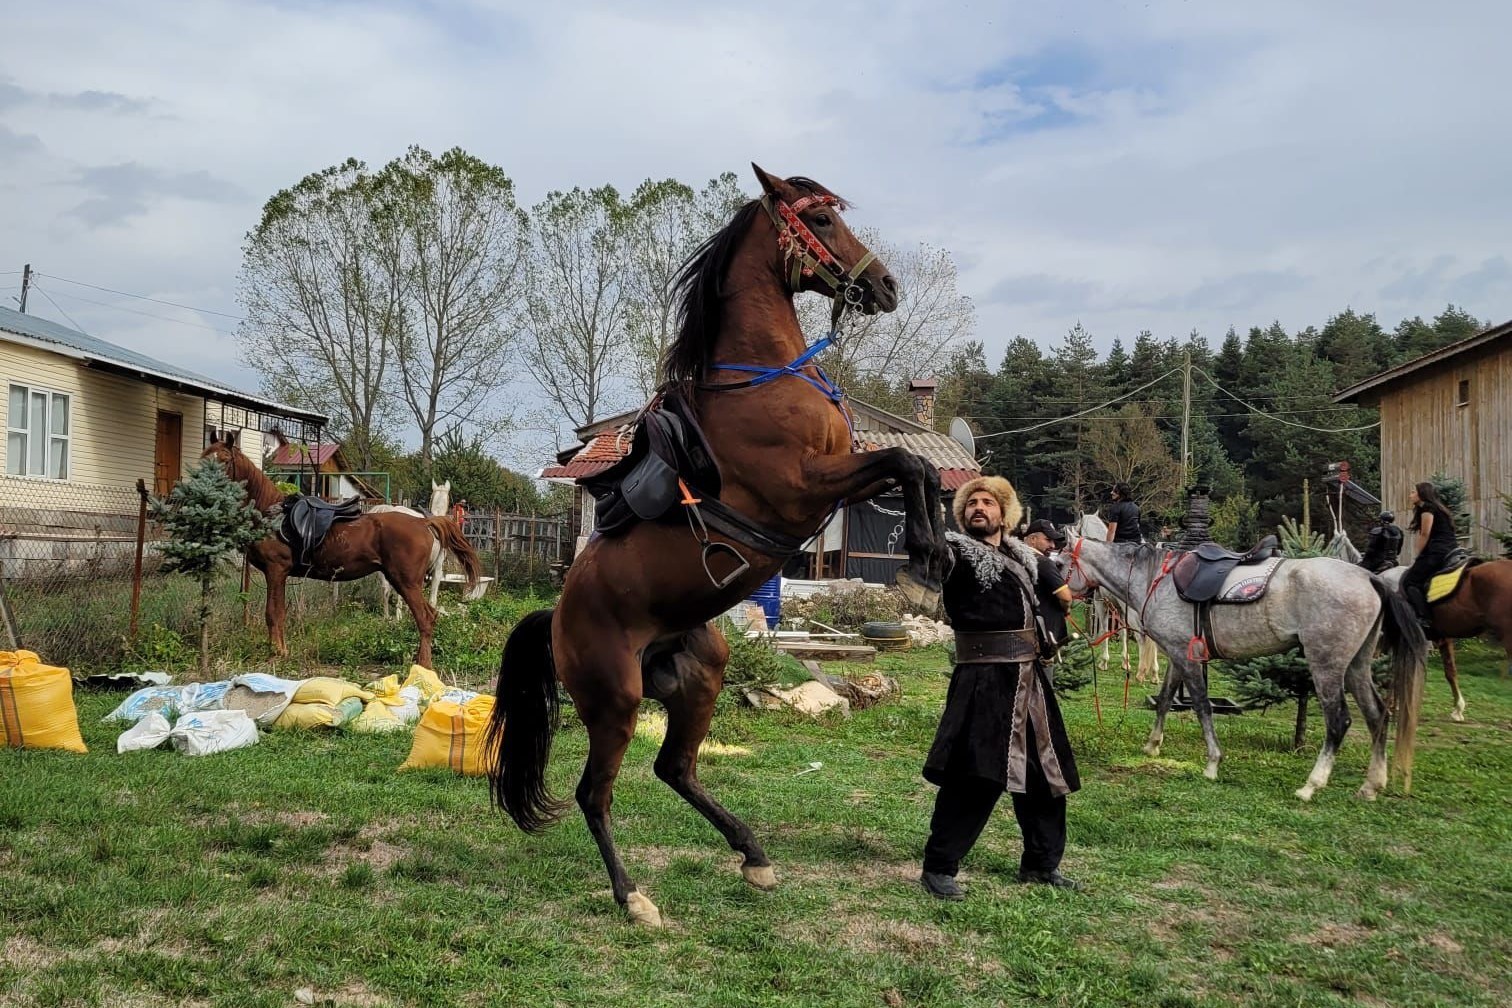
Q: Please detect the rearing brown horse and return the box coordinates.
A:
[202,433,481,668]
[485,165,946,926]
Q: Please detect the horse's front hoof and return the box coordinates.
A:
[1141,742,1161,758]
[742,864,778,890]
[1203,762,1220,781]
[625,891,663,928]
[1295,785,1316,802]
[1450,708,1466,723]
[1355,785,1380,801]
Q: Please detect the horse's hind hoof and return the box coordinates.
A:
[1203,763,1220,781]
[742,864,778,890]
[1355,786,1380,801]
[895,571,941,615]
[1450,708,1466,723]
[1295,785,1316,802]
[625,891,663,928]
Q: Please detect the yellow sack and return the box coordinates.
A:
[0,650,87,753]
[400,696,496,776]
[350,698,405,734]
[400,664,447,703]
[292,676,372,706]
[367,674,402,703]
[273,696,364,730]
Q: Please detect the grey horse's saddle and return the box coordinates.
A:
[1173,535,1282,604]
[280,494,363,569]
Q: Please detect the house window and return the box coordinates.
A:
[6,384,69,480]
[1456,379,1470,407]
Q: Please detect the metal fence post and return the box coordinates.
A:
[494,510,503,583]
[130,478,148,643]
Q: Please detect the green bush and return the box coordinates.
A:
[779,583,904,632]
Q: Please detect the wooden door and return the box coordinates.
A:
[154,412,182,497]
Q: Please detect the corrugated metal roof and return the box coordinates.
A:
[0,305,327,425]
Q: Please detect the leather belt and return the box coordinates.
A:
[953,629,1038,664]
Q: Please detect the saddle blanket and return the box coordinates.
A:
[1212,556,1284,603]
[1427,562,1471,604]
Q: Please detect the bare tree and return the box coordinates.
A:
[377,147,530,462]
[622,173,747,398]
[237,159,402,469]
[522,185,635,431]
[1084,403,1181,515]
[796,230,975,414]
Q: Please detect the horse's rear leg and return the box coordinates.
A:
[1346,658,1390,800]
[387,574,437,669]
[647,625,775,890]
[1439,639,1466,722]
[574,691,660,925]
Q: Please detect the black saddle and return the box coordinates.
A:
[280,493,363,569]
[582,390,721,537]
[1174,535,1281,604]
[1435,547,1471,575]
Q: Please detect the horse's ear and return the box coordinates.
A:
[209,431,220,445]
[751,163,784,199]
[224,431,237,451]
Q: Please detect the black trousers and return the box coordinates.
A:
[1402,545,1451,616]
[922,775,1066,877]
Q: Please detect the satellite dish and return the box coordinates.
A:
[948,417,976,461]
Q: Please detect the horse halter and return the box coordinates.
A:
[761,193,877,329]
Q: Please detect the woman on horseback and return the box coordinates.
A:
[1401,481,1458,626]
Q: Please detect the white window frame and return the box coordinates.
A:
[7,383,71,480]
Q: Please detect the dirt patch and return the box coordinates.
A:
[2,935,63,969]
[322,821,409,873]
[294,981,394,1006]
[837,915,949,956]
[1421,931,1464,955]
[628,846,719,872]
[1296,921,1373,948]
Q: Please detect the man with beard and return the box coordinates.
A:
[919,477,1082,900]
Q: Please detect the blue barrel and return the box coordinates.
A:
[747,574,782,629]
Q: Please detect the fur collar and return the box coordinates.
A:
[945,531,1040,591]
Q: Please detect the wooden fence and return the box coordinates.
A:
[458,511,571,583]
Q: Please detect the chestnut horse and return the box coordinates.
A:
[485,165,946,926]
[202,434,481,667]
[1380,559,1512,720]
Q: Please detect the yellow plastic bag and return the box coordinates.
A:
[367,674,402,702]
[292,676,372,706]
[400,696,496,775]
[273,696,364,730]
[400,664,447,703]
[0,650,87,753]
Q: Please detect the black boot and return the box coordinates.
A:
[919,871,964,900]
[1018,869,1084,891]
[1403,585,1433,633]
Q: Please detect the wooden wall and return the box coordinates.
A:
[1379,341,1511,559]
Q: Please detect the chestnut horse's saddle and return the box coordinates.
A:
[581,389,807,580]
[1426,549,1475,604]
[279,494,364,569]
[1172,536,1283,605]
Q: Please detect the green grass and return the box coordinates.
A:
[2,632,1509,1007]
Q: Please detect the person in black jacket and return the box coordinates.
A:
[1102,483,1142,544]
[1357,511,1404,573]
[1022,519,1072,654]
[1401,483,1458,625]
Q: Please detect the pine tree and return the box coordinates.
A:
[151,459,274,676]
[1428,471,1472,538]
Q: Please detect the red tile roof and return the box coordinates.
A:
[268,442,341,466]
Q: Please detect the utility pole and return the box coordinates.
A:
[18,264,32,313]
[1178,349,1192,490]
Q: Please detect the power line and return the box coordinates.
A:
[1194,367,1381,433]
[28,284,85,332]
[962,406,1361,422]
[32,286,238,335]
[976,367,1183,439]
[37,272,244,320]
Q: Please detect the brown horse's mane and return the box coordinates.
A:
[662,176,847,393]
[216,440,285,512]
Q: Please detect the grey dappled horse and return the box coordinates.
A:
[1061,531,1429,799]
[1075,514,1163,684]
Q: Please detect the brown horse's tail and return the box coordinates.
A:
[1372,576,1429,792]
[484,609,570,833]
[424,517,482,591]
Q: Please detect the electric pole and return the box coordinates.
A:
[18,264,31,313]
[1178,349,1192,490]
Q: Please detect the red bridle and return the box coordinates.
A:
[761,193,877,322]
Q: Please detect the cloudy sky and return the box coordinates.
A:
[3,0,1510,458]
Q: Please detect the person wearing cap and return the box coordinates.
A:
[1357,511,1404,573]
[1023,519,1073,656]
[918,476,1082,901]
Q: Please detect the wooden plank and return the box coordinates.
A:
[772,640,876,662]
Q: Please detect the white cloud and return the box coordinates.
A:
[2,0,1510,464]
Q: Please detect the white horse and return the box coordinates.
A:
[1062,531,1429,799]
[1075,513,1163,684]
[373,480,451,620]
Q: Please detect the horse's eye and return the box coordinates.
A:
[813,213,832,227]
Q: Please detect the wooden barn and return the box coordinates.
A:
[1334,319,1511,558]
